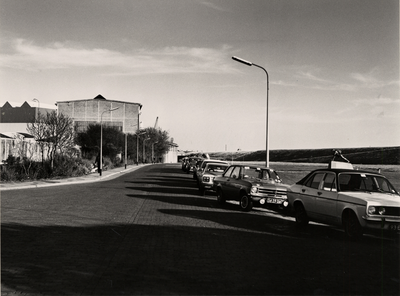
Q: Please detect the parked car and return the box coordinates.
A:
[181,157,189,171]
[287,161,400,238]
[213,164,288,211]
[184,157,203,174]
[194,159,228,181]
[197,162,229,195]
[192,158,206,179]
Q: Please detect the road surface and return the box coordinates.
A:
[2,164,399,295]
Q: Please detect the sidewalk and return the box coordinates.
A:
[0,164,148,191]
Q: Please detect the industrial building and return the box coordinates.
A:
[56,94,142,134]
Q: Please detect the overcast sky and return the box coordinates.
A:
[1,0,399,152]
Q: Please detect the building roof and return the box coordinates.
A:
[55,94,142,109]
[0,132,35,139]
[0,100,56,109]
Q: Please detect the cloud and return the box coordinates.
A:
[350,71,399,88]
[0,39,237,75]
[353,96,400,107]
[293,66,398,92]
[199,1,228,11]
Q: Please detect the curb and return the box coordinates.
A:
[0,164,149,191]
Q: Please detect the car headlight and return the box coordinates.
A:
[368,206,375,215]
[250,186,258,194]
[368,206,386,215]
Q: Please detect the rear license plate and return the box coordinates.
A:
[267,198,283,204]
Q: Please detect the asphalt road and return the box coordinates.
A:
[2,164,399,295]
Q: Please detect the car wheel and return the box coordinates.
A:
[343,211,363,239]
[294,203,309,227]
[216,188,225,204]
[199,186,205,196]
[239,194,253,212]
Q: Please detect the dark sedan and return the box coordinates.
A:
[213,164,289,211]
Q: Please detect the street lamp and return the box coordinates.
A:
[32,98,40,119]
[125,123,138,169]
[152,141,158,163]
[232,56,270,167]
[136,131,146,165]
[100,107,119,176]
[143,137,150,163]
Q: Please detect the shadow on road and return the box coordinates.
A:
[2,164,399,295]
[2,220,399,295]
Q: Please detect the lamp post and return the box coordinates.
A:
[136,131,146,165]
[152,141,158,163]
[232,56,270,167]
[143,137,150,163]
[124,124,138,169]
[32,98,40,119]
[100,107,119,176]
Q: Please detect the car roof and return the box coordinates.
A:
[296,168,384,185]
[311,168,382,175]
[202,159,227,163]
[228,164,274,170]
[205,162,229,166]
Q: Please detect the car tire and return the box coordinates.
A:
[239,194,253,212]
[343,211,363,239]
[199,186,205,196]
[294,203,309,227]
[216,188,225,204]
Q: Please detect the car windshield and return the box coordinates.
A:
[243,167,277,180]
[338,173,398,194]
[206,164,228,173]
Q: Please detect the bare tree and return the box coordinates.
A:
[27,111,75,170]
[26,113,48,164]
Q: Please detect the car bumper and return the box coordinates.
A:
[362,216,400,233]
[199,182,215,191]
[251,195,289,208]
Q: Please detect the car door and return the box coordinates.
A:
[224,166,242,199]
[299,172,325,218]
[314,172,339,224]
[217,166,235,192]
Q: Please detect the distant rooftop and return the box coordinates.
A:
[56,94,142,109]
[0,100,56,109]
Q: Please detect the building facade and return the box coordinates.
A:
[56,94,142,134]
[0,100,56,133]
[163,143,178,163]
[0,100,56,162]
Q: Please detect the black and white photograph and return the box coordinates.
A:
[1,1,399,295]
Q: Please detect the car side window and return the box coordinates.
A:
[322,173,336,192]
[231,167,241,179]
[305,173,324,189]
[223,167,234,178]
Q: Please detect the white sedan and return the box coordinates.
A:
[287,163,400,238]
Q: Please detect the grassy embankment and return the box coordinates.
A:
[207,146,400,189]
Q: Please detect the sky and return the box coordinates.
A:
[1,0,399,153]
